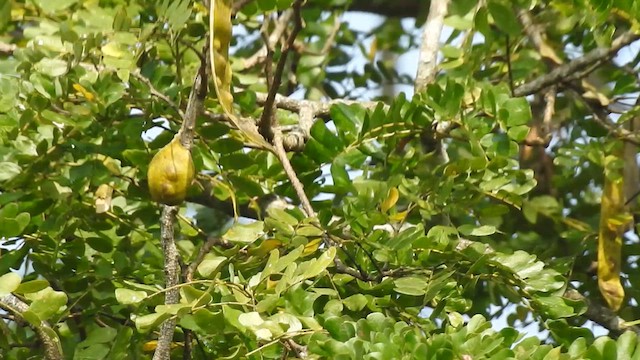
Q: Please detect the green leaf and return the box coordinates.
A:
[458,224,496,236]
[502,98,532,126]
[82,326,117,345]
[35,59,68,77]
[184,308,225,334]
[310,121,344,156]
[547,319,594,349]
[343,294,368,311]
[0,272,21,296]
[115,288,147,305]
[155,303,191,315]
[109,327,133,360]
[73,344,110,360]
[507,125,530,141]
[219,153,255,170]
[33,0,78,14]
[134,312,171,332]
[533,296,578,318]
[181,285,213,308]
[122,149,148,167]
[211,137,245,154]
[330,103,361,141]
[330,162,351,191]
[86,236,114,253]
[267,208,299,226]
[616,331,636,360]
[197,254,227,278]
[15,280,49,294]
[238,311,264,327]
[301,246,336,279]
[394,276,428,296]
[25,287,68,321]
[223,221,265,244]
[0,207,31,238]
[487,2,521,36]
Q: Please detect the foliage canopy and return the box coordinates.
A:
[2,0,640,359]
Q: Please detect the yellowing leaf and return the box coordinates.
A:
[247,239,282,257]
[389,210,408,223]
[302,238,323,256]
[538,40,562,65]
[209,0,272,150]
[381,187,399,213]
[142,340,182,352]
[598,151,630,311]
[94,184,113,214]
[72,83,95,102]
[142,340,157,352]
[209,0,233,114]
[368,37,378,62]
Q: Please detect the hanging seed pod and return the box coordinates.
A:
[147,135,195,205]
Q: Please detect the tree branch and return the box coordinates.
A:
[242,10,293,70]
[152,206,180,360]
[185,236,226,282]
[131,72,185,120]
[0,294,62,360]
[414,0,450,92]
[180,62,209,149]
[514,30,639,97]
[564,289,640,337]
[273,130,315,217]
[258,0,304,142]
[153,44,208,360]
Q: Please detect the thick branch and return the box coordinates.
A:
[254,92,385,147]
[415,0,450,92]
[564,289,640,337]
[0,294,62,360]
[514,31,639,97]
[153,206,180,360]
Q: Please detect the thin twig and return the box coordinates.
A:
[185,236,224,282]
[273,130,315,217]
[258,0,304,141]
[260,16,275,90]
[179,60,209,149]
[414,0,450,92]
[505,36,514,96]
[243,11,293,70]
[542,86,556,132]
[131,72,185,120]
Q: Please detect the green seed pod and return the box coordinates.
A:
[147,135,195,205]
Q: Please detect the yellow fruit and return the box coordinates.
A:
[147,135,195,205]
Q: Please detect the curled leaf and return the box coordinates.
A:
[597,152,630,311]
